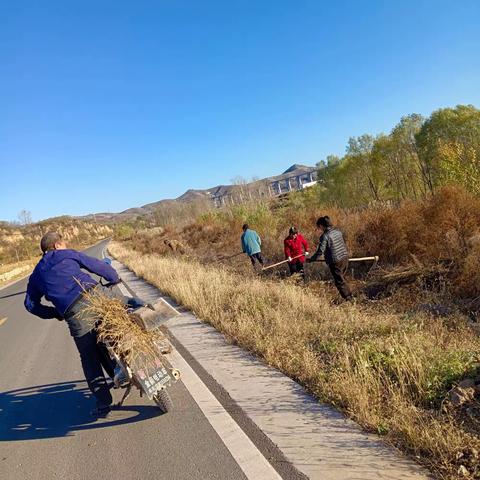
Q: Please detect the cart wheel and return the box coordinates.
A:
[153,388,173,413]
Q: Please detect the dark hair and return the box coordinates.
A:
[242,223,249,231]
[40,232,63,253]
[289,226,298,235]
[316,216,333,229]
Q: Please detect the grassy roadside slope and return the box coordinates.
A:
[110,241,480,479]
[0,259,36,287]
[0,220,113,287]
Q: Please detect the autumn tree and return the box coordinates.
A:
[18,209,32,225]
[415,105,480,191]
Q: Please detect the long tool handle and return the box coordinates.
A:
[347,256,379,262]
[313,255,379,263]
[262,255,379,271]
[262,254,305,271]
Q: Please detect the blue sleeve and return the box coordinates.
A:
[241,234,246,253]
[74,252,120,283]
[255,232,261,246]
[24,275,60,319]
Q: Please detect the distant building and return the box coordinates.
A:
[301,180,318,189]
[267,164,317,196]
[210,164,318,207]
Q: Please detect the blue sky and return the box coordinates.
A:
[1,1,479,222]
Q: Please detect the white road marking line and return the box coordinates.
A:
[166,347,282,480]
[0,317,7,326]
[106,249,281,479]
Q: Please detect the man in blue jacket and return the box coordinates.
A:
[241,224,264,266]
[24,232,123,417]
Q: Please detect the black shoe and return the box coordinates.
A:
[90,406,111,418]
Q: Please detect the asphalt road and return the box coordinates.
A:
[0,241,270,480]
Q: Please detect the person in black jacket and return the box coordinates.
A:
[307,216,353,301]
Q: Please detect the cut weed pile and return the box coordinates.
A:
[110,241,480,479]
[82,288,166,370]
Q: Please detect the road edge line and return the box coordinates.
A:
[105,249,282,480]
[165,346,282,480]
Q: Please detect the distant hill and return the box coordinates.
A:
[79,164,317,223]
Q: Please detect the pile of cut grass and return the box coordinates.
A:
[82,288,166,371]
[109,241,480,479]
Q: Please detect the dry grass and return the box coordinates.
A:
[0,219,112,264]
[82,288,166,370]
[121,186,480,306]
[110,241,480,479]
[0,259,35,286]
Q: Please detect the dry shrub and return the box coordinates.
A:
[109,241,480,479]
[355,186,480,266]
[457,243,480,298]
[353,201,423,263]
[83,288,165,369]
[181,221,232,256]
[119,185,480,314]
[125,225,188,257]
[123,186,480,302]
[353,187,480,302]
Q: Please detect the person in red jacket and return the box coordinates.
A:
[284,227,309,279]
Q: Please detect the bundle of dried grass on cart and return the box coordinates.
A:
[82,288,167,371]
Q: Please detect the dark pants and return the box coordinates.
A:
[73,330,117,409]
[66,285,146,408]
[328,257,352,299]
[288,261,305,279]
[249,252,264,266]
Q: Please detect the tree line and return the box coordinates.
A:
[317,104,480,206]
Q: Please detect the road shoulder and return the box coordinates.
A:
[112,257,430,480]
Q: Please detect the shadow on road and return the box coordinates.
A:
[0,290,26,300]
[0,380,162,441]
